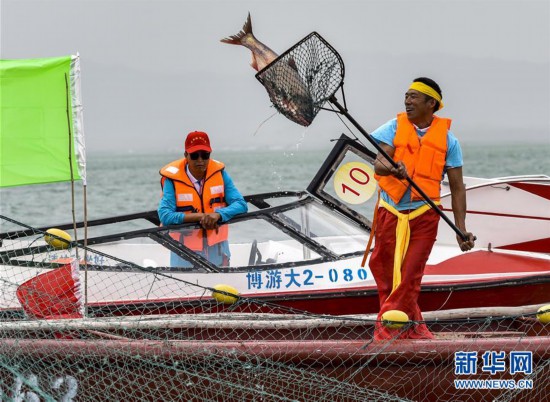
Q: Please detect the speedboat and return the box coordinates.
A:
[1,135,549,318]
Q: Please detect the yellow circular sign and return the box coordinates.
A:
[333,162,376,205]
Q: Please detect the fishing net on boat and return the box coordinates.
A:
[1,214,549,401]
[255,32,344,127]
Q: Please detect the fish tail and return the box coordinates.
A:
[220,12,253,45]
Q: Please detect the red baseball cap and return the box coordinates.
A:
[185,131,212,153]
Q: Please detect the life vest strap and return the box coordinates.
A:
[361,191,380,268]
[209,197,226,206]
[176,205,197,213]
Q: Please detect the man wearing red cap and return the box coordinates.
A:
[158,131,247,267]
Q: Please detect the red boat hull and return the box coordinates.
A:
[70,274,549,317]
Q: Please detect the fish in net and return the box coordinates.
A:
[256,32,344,127]
[220,14,343,127]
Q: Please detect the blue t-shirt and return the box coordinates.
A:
[371,117,463,211]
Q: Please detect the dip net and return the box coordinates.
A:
[255,32,344,127]
[257,31,470,242]
[0,214,549,401]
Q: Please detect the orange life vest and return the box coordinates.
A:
[375,112,451,204]
[160,158,228,251]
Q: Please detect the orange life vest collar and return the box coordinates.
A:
[160,158,226,189]
[376,113,451,204]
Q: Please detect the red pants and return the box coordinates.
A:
[369,206,440,340]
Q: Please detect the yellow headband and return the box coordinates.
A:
[409,82,444,110]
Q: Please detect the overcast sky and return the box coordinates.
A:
[1,0,549,152]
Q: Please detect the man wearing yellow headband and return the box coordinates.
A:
[369,77,475,340]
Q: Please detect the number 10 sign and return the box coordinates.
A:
[333,162,377,205]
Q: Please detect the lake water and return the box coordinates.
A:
[1,142,549,230]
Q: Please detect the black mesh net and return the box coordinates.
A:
[2,213,550,401]
[256,32,344,127]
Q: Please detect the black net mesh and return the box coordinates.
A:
[256,32,344,127]
[2,214,550,401]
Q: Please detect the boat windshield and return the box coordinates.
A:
[274,202,369,256]
[63,197,369,270]
[215,217,323,268]
[84,214,325,270]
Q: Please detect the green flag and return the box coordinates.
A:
[0,55,86,187]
